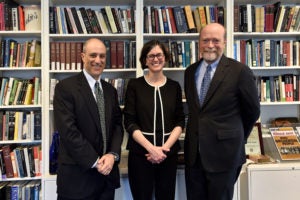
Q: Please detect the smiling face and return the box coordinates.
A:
[81,38,106,80]
[145,45,166,73]
[199,23,226,64]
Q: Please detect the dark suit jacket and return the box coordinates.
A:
[53,72,123,198]
[184,55,260,172]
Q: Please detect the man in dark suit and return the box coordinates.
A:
[54,38,123,200]
[184,23,260,200]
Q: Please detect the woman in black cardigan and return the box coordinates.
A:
[123,40,185,200]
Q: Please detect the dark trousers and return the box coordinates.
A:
[185,154,242,200]
[57,189,114,200]
[128,152,178,200]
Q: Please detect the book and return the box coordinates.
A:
[85,8,101,33]
[59,41,66,70]
[70,7,83,34]
[8,78,19,105]
[9,151,18,177]
[76,42,83,70]
[192,7,201,33]
[167,7,177,33]
[270,127,300,160]
[3,77,15,106]
[23,5,41,31]
[160,6,169,33]
[116,41,124,69]
[157,8,164,34]
[13,147,25,177]
[103,40,111,69]
[78,7,93,34]
[76,9,87,34]
[0,149,5,178]
[64,7,77,34]
[111,7,122,33]
[95,10,109,34]
[172,6,188,33]
[65,42,71,70]
[33,145,40,176]
[23,81,33,105]
[105,6,118,33]
[2,145,14,178]
[27,146,35,177]
[100,8,112,33]
[50,41,56,70]
[184,5,197,33]
[32,76,40,105]
[34,110,41,140]
[110,40,117,69]
[7,111,15,140]
[0,77,8,105]
[49,6,56,33]
[23,146,31,177]
[70,42,76,70]
[25,40,41,67]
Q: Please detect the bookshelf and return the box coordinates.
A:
[0,0,298,199]
[231,0,300,124]
[232,0,300,199]
[0,0,43,199]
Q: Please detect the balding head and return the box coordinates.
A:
[199,23,226,64]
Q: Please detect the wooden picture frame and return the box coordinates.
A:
[246,122,264,156]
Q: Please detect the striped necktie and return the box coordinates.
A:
[199,65,212,106]
[95,81,107,153]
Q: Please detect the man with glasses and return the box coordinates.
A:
[184,23,260,200]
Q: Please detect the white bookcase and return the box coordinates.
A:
[0,0,44,198]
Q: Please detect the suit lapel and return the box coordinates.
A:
[77,73,101,131]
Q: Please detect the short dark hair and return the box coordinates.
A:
[139,40,170,70]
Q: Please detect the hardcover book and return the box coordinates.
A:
[270,127,300,160]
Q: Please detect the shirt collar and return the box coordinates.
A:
[202,57,221,70]
[83,69,102,90]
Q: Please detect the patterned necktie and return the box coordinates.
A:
[95,81,106,153]
[199,65,212,105]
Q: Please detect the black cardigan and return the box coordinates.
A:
[123,76,185,156]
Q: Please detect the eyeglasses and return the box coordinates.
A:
[146,53,165,60]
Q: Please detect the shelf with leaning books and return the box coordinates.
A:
[233,1,300,33]
[142,2,225,35]
[0,1,42,198]
[48,4,136,35]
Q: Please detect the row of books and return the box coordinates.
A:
[50,40,136,70]
[0,110,41,141]
[50,78,129,106]
[49,6,135,34]
[0,144,42,179]
[163,40,198,68]
[0,39,41,68]
[144,5,225,34]
[233,39,300,67]
[256,74,300,103]
[235,2,300,32]
[104,78,129,106]
[0,0,41,31]
[0,180,40,200]
[0,77,41,106]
